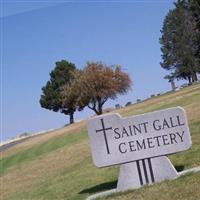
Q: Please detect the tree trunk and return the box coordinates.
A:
[192,72,198,82]
[171,80,176,91]
[97,104,102,115]
[97,99,103,115]
[69,112,74,124]
[87,99,104,115]
[188,76,192,84]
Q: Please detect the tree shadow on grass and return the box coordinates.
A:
[175,165,185,172]
[79,180,117,194]
[79,166,185,195]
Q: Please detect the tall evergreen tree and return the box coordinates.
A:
[190,0,200,73]
[160,0,200,83]
[40,60,76,124]
[190,0,200,29]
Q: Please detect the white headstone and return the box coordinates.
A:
[86,107,192,191]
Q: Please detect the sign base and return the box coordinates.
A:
[117,156,178,192]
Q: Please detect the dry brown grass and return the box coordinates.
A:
[1,83,200,200]
[1,138,89,200]
[117,84,200,117]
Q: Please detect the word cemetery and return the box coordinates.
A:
[101,115,185,155]
[87,107,192,191]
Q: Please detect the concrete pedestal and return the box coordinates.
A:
[117,156,178,192]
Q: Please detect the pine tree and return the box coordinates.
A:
[160,0,200,83]
[40,60,76,124]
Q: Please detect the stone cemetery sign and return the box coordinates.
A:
[87,107,192,191]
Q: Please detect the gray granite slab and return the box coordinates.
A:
[87,107,191,168]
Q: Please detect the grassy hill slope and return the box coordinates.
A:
[1,83,200,200]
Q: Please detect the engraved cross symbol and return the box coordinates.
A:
[96,119,112,154]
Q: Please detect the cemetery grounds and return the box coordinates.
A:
[1,83,200,200]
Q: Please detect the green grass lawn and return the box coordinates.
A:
[1,83,200,200]
[97,172,200,200]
